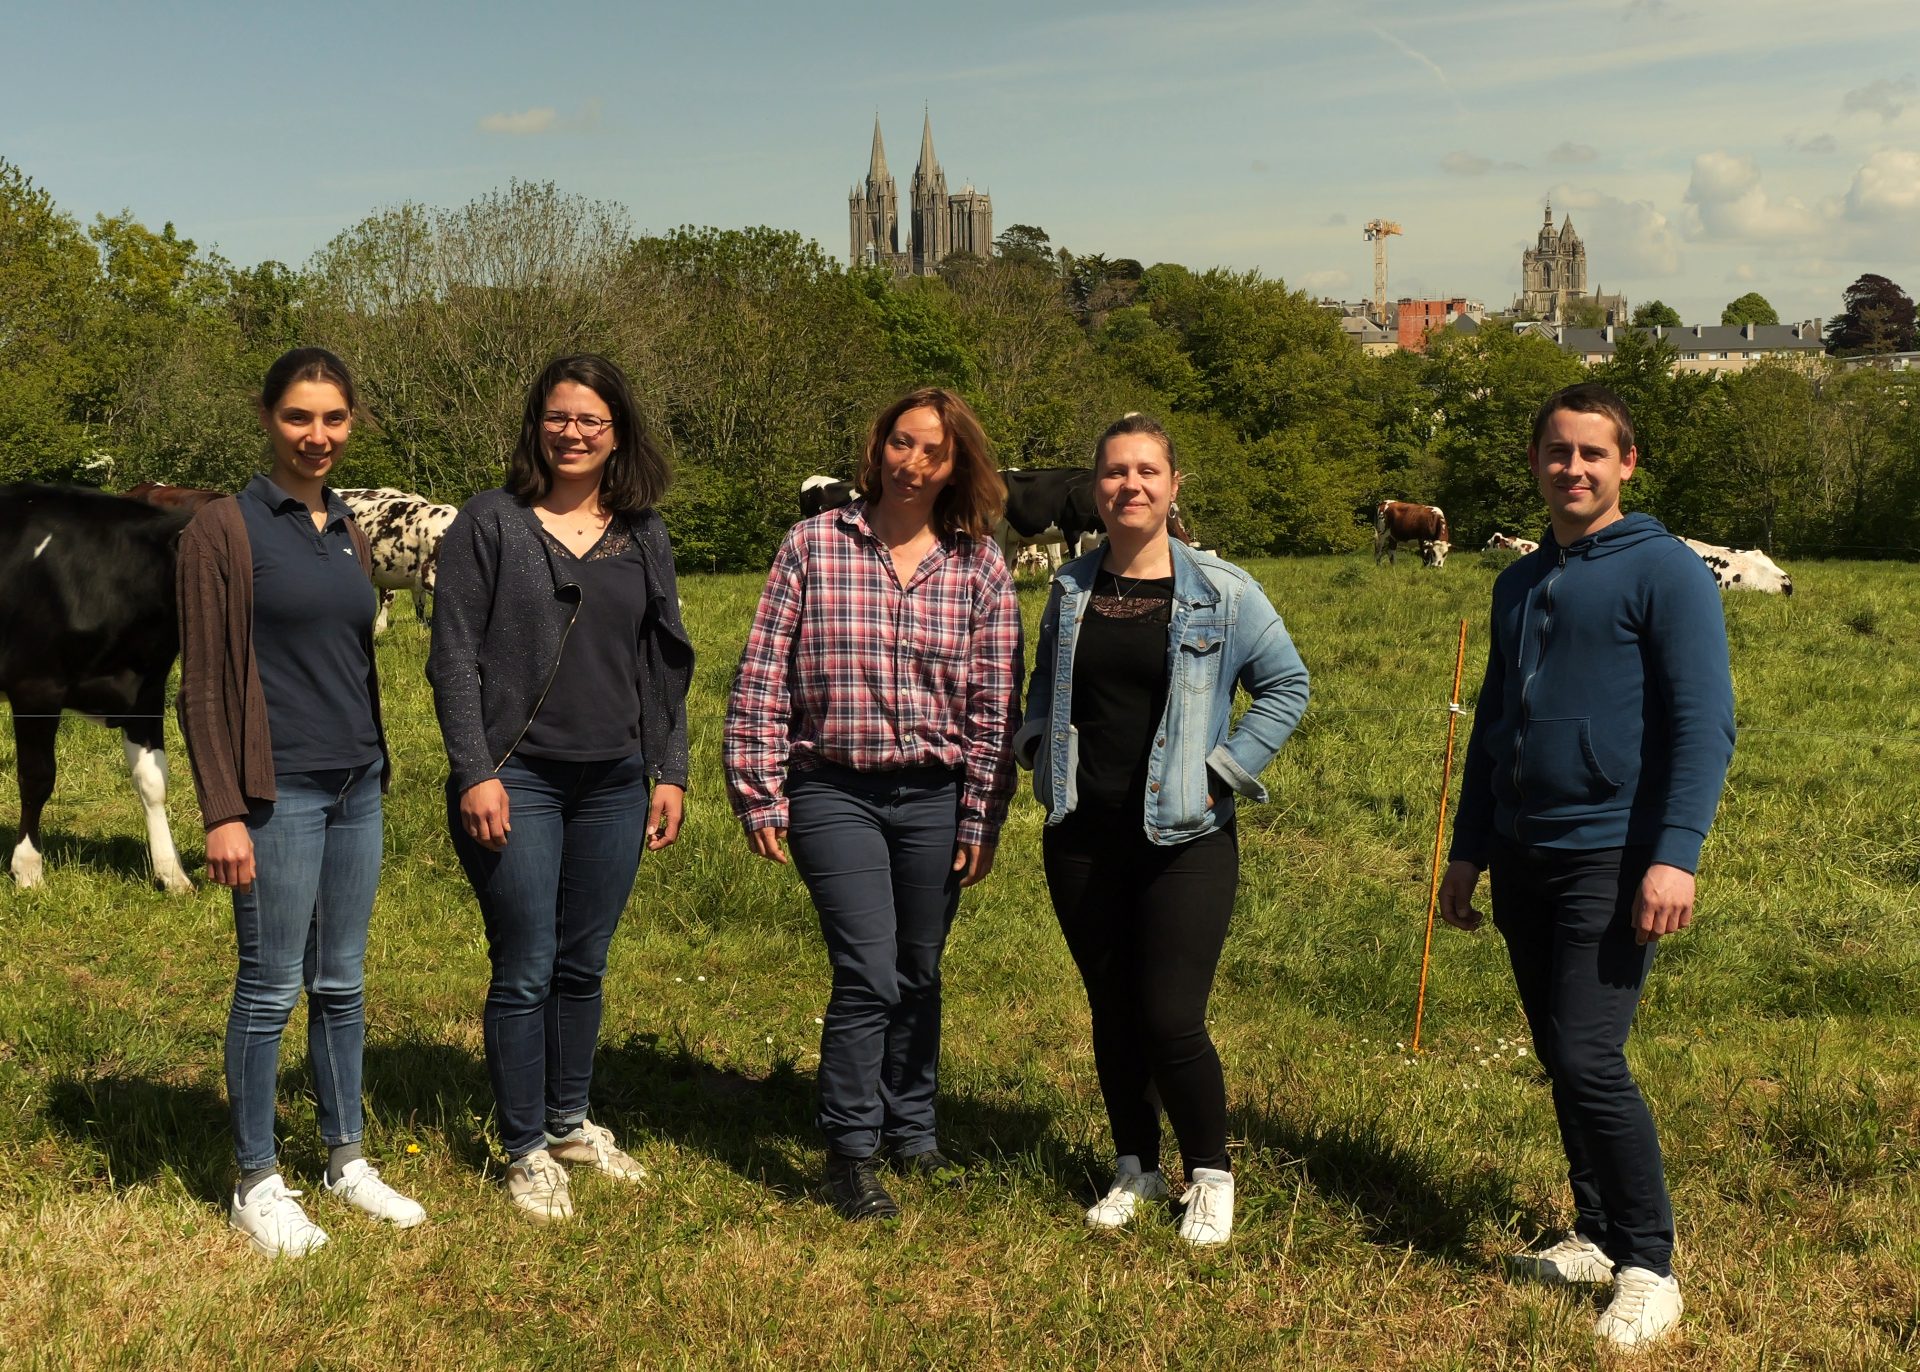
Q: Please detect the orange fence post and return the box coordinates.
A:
[1412,618,1470,1054]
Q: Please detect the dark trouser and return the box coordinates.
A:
[1490,836,1672,1276]
[786,763,963,1161]
[1041,806,1238,1176]
[450,751,650,1160]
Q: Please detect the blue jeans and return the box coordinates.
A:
[450,751,650,1159]
[1490,837,1672,1275]
[226,763,385,1173]
[785,763,962,1160]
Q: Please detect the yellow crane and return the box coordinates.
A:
[1363,219,1402,327]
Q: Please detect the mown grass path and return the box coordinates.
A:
[2,553,1916,1369]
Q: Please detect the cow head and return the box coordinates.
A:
[1420,539,1450,568]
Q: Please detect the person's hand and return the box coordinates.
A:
[647,784,685,851]
[1438,860,1484,931]
[748,826,789,865]
[460,778,511,851]
[1633,863,1696,945]
[953,840,997,888]
[206,820,256,892]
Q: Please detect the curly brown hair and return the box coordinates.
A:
[855,388,1005,540]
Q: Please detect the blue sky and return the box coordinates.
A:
[7,0,1918,326]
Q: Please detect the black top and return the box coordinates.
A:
[238,474,382,774]
[1069,566,1175,811]
[517,516,652,762]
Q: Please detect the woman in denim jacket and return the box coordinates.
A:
[1014,413,1308,1246]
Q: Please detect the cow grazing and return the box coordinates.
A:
[1681,539,1793,595]
[998,467,1105,572]
[1,484,194,891]
[335,488,459,632]
[1374,501,1451,568]
[121,482,226,515]
[1485,532,1540,555]
[799,475,856,520]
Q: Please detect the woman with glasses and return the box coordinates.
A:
[428,354,694,1224]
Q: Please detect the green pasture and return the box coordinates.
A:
[1,553,1915,1370]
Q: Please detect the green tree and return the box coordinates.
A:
[1563,297,1609,329]
[0,159,100,480]
[1825,273,1917,355]
[1632,300,1683,328]
[992,224,1054,273]
[1721,291,1780,327]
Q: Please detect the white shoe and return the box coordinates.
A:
[1595,1267,1683,1349]
[1175,1167,1235,1247]
[547,1119,646,1182]
[229,1174,329,1257]
[1085,1155,1170,1229]
[322,1158,427,1229]
[507,1148,574,1222]
[1506,1233,1615,1285]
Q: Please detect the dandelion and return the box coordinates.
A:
[764,1036,773,1045]
[1514,1047,1528,1058]
[406,1143,420,1155]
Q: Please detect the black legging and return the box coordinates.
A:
[1041,806,1238,1175]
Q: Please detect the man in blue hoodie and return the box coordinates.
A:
[1439,382,1735,1351]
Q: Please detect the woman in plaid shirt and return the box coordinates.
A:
[724,387,1020,1222]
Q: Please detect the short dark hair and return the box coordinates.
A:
[261,346,356,413]
[507,354,670,515]
[1093,411,1178,469]
[1530,381,1636,456]
[855,387,1004,540]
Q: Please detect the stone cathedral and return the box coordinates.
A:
[1516,204,1625,324]
[849,114,992,276]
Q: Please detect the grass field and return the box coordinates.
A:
[1,552,1916,1370]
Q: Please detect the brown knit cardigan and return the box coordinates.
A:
[175,494,391,830]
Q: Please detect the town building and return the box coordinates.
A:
[1397,297,1486,352]
[1515,206,1626,324]
[1518,320,1828,373]
[849,114,991,276]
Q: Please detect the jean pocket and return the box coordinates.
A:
[1517,717,1620,809]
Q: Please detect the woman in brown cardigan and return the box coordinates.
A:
[177,347,425,1258]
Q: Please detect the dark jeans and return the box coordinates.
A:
[451,751,650,1159]
[786,763,963,1160]
[1490,836,1672,1276]
[1042,806,1238,1176]
[227,762,385,1173]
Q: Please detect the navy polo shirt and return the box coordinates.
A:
[238,474,382,774]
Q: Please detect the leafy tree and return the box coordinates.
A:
[0,159,100,480]
[1826,273,1917,355]
[1720,292,1779,327]
[992,224,1054,273]
[1632,300,1683,328]
[1588,326,1714,521]
[1562,297,1609,329]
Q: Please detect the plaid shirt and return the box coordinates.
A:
[724,501,1021,847]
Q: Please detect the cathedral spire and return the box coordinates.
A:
[917,107,939,180]
[868,115,889,185]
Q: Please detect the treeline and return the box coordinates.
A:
[4,163,1917,567]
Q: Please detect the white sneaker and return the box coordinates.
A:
[1505,1233,1615,1285]
[322,1158,427,1229]
[507,1148,574,1222]
[229,1174,329,1257]
[1175,1167,1235,1247]
[547,1119,646,1182]
[1595,1266,1683,1349]
[1085,1155,1171,1229]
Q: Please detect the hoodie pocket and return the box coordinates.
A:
[1517,717,1620,809]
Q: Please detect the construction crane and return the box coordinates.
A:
[1363,219,1402,327]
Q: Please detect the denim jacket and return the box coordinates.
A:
[1014,540,1309,843]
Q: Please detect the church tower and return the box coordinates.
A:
[849,117,900,270]
[909,111,950,275]
[1520,204,1591,320]
[851,113,990,276]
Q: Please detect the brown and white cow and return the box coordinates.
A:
[1485,532,1540,555]
[120,482,226,514]
[1681,539,1793,595]
[336,488,459,631]
[1374,501,1451,568]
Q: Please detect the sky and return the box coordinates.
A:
[6,0,1919,327]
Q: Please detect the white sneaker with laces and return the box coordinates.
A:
[547,1119,646,1182]
[230,1174,329,1257]
[1595,1266,1683,1349]
[1506,1233,1615,1285]
[1175,1167,1235,1247]
[1085,1155,1170,1229]
[507,1148,574,1222]
[322,1158,427,1228]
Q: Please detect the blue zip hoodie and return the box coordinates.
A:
[1450,512,1735,872]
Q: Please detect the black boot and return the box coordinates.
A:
[824,1152,900,1221]
[894,1147,962,1179]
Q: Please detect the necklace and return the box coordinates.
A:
[1109,571,1145,602]
[542,505,609,539]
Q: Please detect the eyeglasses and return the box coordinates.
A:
[541,412,614,437]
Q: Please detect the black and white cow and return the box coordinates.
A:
[998,467,1105,572]
[799,474,857,520]
[1485,531,1540,555]
[0,484,193,891]
[336,488,458,632]
[1681,539,1794,595]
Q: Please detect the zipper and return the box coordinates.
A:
[1510,548,1568,805]
[493,587,582,771]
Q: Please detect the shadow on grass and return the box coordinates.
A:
[361,1038,498,1172]
[0,822,184,890]
[43,1074,231,1204]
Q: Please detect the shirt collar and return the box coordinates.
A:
[248,473,348,526]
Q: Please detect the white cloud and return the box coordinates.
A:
[1299,268,1351,292]
[1844,148,1920,218]
[1792,132,1837,155]
[1550,184,1684,276]
[479,107,558,135]
[1842,75,1916,123]
[1726,263,1761,283]
[1547,141,1597,164]
[1682,151,1828,241]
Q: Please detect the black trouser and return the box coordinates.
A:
[1042,806,1238,1176]
[1490,836,1673,1276]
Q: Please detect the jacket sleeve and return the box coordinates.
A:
[1448,622,1505,869]
[646,520,694,789]
[175,514,248,829]
[1205,577,1309,801]
[1645,544,1737,871]
[723,529,806,834]
[425,505,500,795]
[1013,582,1062,770]
[957,545,1021,848]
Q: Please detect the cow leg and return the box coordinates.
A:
[1373,527,1389,564]
[10,712,59,888]
[373,589,393,636]
[122,725,191,893]
[410,577,429,626]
